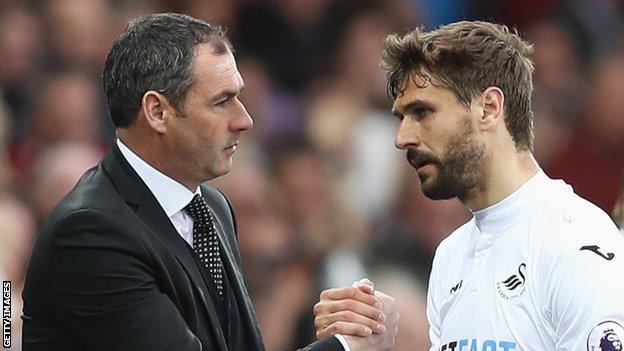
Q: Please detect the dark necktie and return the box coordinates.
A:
[185,194,224,300]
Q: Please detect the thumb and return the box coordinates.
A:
[352,277,375,294]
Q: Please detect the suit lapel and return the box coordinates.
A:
[102,146,228,351]
[221,236,265,351]
[202,189,265,351]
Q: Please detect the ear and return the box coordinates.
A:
[477,86,505,131]
[140,91,175,134]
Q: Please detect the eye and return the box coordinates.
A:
[416,107,430,118]
[215,98,229,107]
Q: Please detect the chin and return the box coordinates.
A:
[422,187,456,201]
[209,162,233,180]
[207,169,229,181]
[203,157,234,179]
[420,179,458,201]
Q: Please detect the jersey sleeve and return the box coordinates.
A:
[538,209,624,350]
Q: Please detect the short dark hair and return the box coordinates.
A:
[382,21,535,151]
[102,13,232,128]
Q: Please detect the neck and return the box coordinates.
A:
[463,148,539,211]
[117,129,200,191]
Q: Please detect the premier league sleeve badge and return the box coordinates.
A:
[587,321,624,351]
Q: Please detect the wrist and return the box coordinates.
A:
[335,334,352,351]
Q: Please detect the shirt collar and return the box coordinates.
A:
[116,139,201,217]
[471,169,548,234]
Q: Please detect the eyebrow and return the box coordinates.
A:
[391,99,432,118]
[212,83,245,102]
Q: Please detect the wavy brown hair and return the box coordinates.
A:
[381,21,535,151]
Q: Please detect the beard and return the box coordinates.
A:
[407,120,487,201]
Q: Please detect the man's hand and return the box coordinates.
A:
[314,279,385,339]
[342,291,399,351]
[313,279,399,350]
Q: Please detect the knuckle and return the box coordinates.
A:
[340,310,353,322]
[363,293,376,304]
[342,299,354,310]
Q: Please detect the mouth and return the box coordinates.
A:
[224,142,239,152]
[407,149,437,172]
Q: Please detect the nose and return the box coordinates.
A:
[232,98,253,132]
[394,119,420,150]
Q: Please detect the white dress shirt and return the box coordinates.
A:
[117,139,199,247]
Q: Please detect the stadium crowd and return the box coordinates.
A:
[0,0,622,349]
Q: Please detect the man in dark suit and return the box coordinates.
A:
[21,13,396,351]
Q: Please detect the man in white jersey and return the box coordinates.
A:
[373,21,624,350]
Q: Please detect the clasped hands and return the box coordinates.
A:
[313,279,399,351]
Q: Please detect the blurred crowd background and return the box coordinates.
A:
[1,0,623,350]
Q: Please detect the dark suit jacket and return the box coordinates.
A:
[22,146,343,351]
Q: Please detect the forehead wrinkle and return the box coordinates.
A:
[198,53,244,98]
[211,54,237,78]
[192,43,237,81]
[200,59,236,86]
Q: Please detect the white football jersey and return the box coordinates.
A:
[427,170,624,351]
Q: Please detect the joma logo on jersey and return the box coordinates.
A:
[580,245,615,261]
[496,263,526,300]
